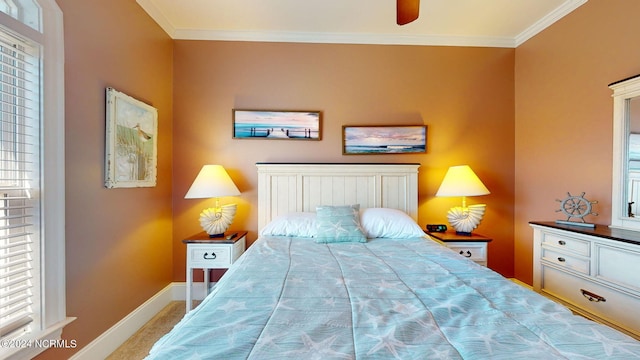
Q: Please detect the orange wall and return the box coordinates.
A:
[172,41,516,278]
[41,0,640,356]
[514,0,640,283]
[38,0,174,358]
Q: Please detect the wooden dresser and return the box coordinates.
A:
[530,221,640,339]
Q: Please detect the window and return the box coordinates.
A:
[0,0,40,31]
[0,1,67,359]
[0,25,41,341]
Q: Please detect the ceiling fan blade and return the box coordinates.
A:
[397,0,420,25]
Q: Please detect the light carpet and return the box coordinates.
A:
[106,301,185,360]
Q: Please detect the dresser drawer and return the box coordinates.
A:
[541,233,590,256]
[188,244,233,268]
[541,247,590,274]
[595,243,640,293]
[541,265,640,337]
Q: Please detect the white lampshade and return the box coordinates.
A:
[185,165,241,199]
[435,165,490,197]
[185,165,241,237]
[435,165,490,235]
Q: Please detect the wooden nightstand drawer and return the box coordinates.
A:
[426,231,492,267]
[188,244,233,268]
[445,242,487,263]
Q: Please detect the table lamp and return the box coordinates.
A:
[435,165,490,235]
[185,165,241,237]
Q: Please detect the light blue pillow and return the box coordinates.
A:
[315,204,367,243]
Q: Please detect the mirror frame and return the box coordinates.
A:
[610,74,640,230]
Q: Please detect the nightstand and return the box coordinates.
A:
[183,230,247,312]
[426,231,492,266]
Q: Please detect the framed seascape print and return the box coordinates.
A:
[343,125,427,155]
[105,87,158,188]
[233,109,322,140]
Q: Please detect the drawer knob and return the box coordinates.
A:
[460,250,472,258]
[557,257,566,262]
[558,240,566,246]
[580,289,606,303]
[203,252,217,260]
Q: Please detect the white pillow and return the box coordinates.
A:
[360,208,425,238]
[260,212,317,237]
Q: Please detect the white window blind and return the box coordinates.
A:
[0,30,40,341]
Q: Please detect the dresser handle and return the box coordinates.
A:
[558,240,566,245]
[557,257,566,262]
[203,252,217,260]
[460,250,472,258]
[581,289,606,303]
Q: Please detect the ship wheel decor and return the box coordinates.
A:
[555,192,598,228]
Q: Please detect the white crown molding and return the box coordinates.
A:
[173,29,516,48]
[136,0,177,38]
[515,0,588,46]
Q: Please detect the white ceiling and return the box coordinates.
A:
[136,0,587,48]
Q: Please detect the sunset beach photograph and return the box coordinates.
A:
[233,110,321,140]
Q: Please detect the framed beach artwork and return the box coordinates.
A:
[233,109,322,140]
[342,125,427,155]
[105,87,158,188]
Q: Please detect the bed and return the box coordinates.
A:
[147,163,640,359]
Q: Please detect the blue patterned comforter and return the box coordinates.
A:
[147,236,640,359]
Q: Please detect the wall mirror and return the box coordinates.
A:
[610,74,640,230]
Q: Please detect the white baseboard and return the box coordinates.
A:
[170,281,213,301]
[70,281,213,360]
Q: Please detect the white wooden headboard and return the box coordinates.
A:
[256,163,420,231]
